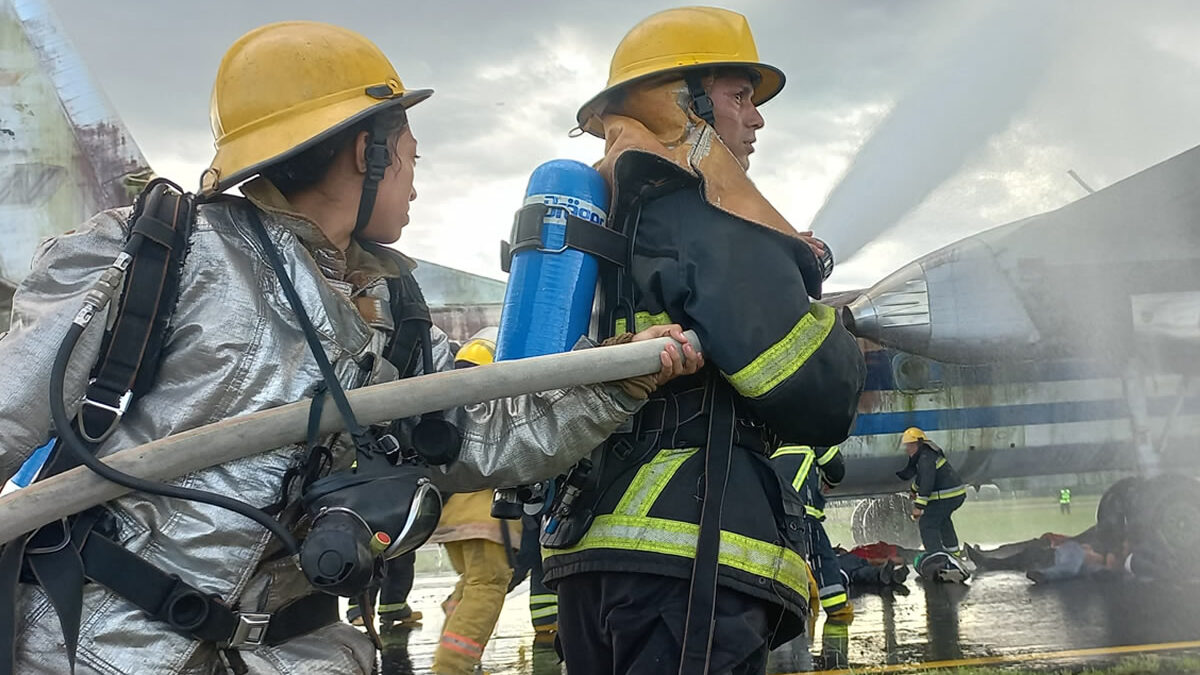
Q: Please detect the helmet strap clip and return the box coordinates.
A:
[685,73,716,128]
[353,118,393,236]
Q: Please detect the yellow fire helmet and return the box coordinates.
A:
[576,6,785,137]
[901,427,928,444]
[202,21,432,195]
[455,328,497,367]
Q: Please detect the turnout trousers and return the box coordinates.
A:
[918,494,966,554]
[557,571,771,675]
[434,539,512,674]
[807,518,847,614]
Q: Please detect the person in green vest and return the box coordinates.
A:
[1060,487,1072,514]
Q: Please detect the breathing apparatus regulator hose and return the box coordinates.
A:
[47,218,301,555]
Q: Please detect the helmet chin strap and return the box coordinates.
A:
[353,117,393,237]
[684,72,716,128]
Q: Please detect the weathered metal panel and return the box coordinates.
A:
[0,0,147,331]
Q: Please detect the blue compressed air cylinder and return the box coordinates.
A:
[496,159,610,361]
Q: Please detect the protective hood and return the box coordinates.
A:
[594,78,803,242]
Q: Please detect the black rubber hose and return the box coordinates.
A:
[48,305,300,555]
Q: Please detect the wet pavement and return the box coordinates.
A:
[372,568,1200,674]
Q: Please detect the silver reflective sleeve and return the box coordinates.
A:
[0,210,128,481]
[421,327,644,493]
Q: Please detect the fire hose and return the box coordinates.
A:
[0,330,699,546]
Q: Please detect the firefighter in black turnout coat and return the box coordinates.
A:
[541,7,867,674]
[772,446,853,620]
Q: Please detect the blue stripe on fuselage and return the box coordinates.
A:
[854,395,1200,436]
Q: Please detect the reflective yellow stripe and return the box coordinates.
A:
[530,594,558,605]
[613,448,697,517]
[771,445,816,492]
[614,311,672,335]
[928,485,967,500]
[793,453,816,492]
[805,505,825,519]
[820,592,848,609]
[724,303,837,399]
[545,514,809,601]
[816,446,840,466]
[377,602,408,613]
[530,606,558,619]
[770,445,813,458]
[823,622,850,638]
[914,496,929,506]
[935,457,947,469]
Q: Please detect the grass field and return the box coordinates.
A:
[822,494,1102,549]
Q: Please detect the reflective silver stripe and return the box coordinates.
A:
[929,485,966,500]
[818,583,846,597]
[530,606,558,619]
[440,631,483,657]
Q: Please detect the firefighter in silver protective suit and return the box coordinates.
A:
[0,21,698,675]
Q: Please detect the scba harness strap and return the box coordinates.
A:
[82,183,194,443]
[0,180,199,675]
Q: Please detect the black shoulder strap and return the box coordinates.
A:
[383,273,462,466]
[679,374,736,674]
[384,273,432,379]
[78,182,195,445]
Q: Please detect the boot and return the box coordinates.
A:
[380,606,423,630]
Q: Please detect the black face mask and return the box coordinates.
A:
[299,442,442,596]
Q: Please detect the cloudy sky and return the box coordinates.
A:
[46,0,1200,291]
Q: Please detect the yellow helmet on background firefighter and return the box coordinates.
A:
[576,6,785,136]
[203,21,432,194]
[455,328,498,367]
[901,427,928,444]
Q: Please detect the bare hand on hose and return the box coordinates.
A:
[631,324,704,386]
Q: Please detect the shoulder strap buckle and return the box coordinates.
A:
[227,612,271,648]
[77,390,131,444]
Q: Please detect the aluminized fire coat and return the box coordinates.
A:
[0,188,643,674]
